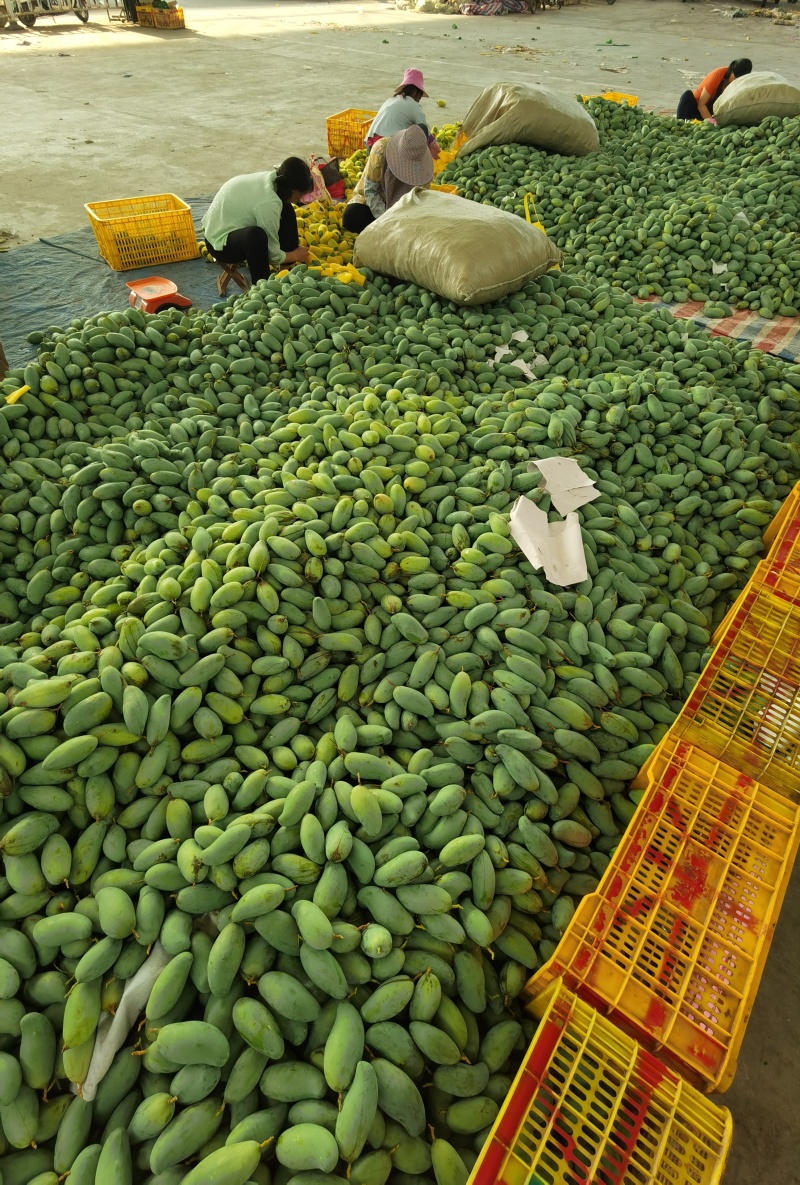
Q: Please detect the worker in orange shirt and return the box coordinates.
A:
[676,59,752,122]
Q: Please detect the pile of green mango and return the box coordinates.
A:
[0,261,799,1185]
[442,99,800,318]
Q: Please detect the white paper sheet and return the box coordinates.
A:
[528,456,601,516]
[490,344,512,366]
[510,497,588,586]
[509,358,537,382]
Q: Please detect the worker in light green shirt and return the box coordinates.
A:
[203,157,314,292]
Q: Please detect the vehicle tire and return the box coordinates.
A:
[18,13,37,25]
[76,6,89,19]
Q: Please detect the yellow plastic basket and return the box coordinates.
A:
[469,979,732,1185]
[676,585,800,796]
[85,194,199,272]
[527,738,800,1093]
[429,182,458,195]
[136,5,185,26]
[325,109,376,158]
[763,480,800,556]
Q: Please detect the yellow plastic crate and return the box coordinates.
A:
[528,738,800,1093]
[676,585,800,796]
[469,979,732,1185]
[763,481,800,602]
[430,182,458,195]
[136,4,185,25]
[85,194,199,272]
[711,578,758,647]
[763,480,800,555]
[326,109,376,158]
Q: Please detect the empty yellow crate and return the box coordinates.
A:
[763,480,800,556]
[528,739,800,1093]
[469,979,731,1185]
[676,585,800,796]
[326,109,376,158]
[86,193,199,271]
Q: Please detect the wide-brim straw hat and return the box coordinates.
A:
[385,126,435,188]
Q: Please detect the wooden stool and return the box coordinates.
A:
[214,259,249,297]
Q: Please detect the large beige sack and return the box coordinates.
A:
[714,71,800,127]
[458,82,599,158]
[352,189,561,306]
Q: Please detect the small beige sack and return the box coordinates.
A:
[352,189,561,307]
[714,71,800,127]
[458,82,599,158]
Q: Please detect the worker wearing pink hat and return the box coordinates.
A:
[364,69,438,156]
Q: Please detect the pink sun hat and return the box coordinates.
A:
[401,67,429,97]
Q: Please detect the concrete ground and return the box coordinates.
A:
[3,0,800,1180]
[2,0,800,246]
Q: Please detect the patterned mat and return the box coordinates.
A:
[640,298,800,363]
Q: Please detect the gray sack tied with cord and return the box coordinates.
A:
[457,82,599,158]
[352,189,561,306]
[714,71,800,127]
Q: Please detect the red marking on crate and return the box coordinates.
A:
[644,996,668,1033]
[623,894,653,921]
[650,788,666,812]
[665,796,686,830]
[645,843,673,874]
[472,1138,506,1184]
[551,1110,595,1183]
[670,851,710,911]
[593,906,609,935]
[525,1011,568,1078]
[690,1039,718,1068]
[607,874,624,899]
[472,1016,569,1185]
[662,763,679,790]
[574,946,593,973]
[665,914,688,947]
[574,1044,662,1185]
[635,1045,669,1090]
[618,822,650,874]
[707,794,737,851]
[715,890,758,932]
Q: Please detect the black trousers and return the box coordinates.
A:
[342,203,376,234]
[676,90,716,121]
[205,201,300,283]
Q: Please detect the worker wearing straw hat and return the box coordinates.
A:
[343,125,435,235]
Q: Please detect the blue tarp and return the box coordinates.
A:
[0,198,218,372]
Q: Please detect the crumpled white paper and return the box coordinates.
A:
[488,330,549,379]
[510,497,588,586]
[528,456,601,516]
[74,941,172,1101]
[509,358,537,382]
[711,261,729,275]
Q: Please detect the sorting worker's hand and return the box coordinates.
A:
[285,246,310,264]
